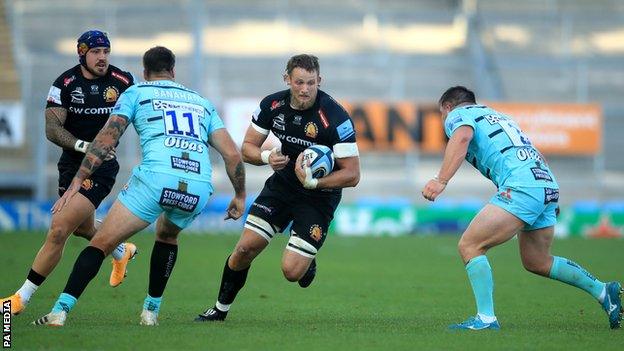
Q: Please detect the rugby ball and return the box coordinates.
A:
[302,145,334,178]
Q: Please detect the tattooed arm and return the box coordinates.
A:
[51,114,129,214]
[45,107,78,149]
[209,128,246,220]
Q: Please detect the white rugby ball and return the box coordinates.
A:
[302,145,334,179]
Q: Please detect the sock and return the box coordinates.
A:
[216,255,250,310]
[143,295,162,314]
[111,243,126,261]
[549,256,606,302]
[148,241,178,298]
[466,255,495,318]
[62,246,106,299]
[51,293,77,313]
[17,269,46,303]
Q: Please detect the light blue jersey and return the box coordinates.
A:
[445,105,558,189]
[112,80,224,228]
[113,80,224,184]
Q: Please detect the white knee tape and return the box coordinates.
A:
[286,234,317,258]
[245,215,276,242]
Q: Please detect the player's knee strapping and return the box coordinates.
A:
[245,215,278,242]
[286,235,318,258]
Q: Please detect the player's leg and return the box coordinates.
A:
[450,203,525,330]
[33,200,150,326]
[140,214,182,326]
[0,193,95,315]
[519,210,623,329]
[196,179,290,322]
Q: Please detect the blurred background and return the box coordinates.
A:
[0,0,623,238]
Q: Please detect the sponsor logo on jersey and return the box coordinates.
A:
[270,99,285,111]
[47,86,62,105]
[70,87,85,104]
[305,122,318,138]
[273,114,286,131]
[273,131,314,147]
[171,154,200,174]
[293,115,302,125]
[69,106,114,115]
[516,147,545,163]
[90,84,99,95]
[103,86,119,102]
[81,179,94,191]
[336,119,355,141]
[484,114,504,124]
[164,137,206,153]
[531,167,553,182]
[159,188,199,212]
[309,224,323,241]
[63,75,75,87]
[111,71,130,85]
[318,109,330,128]
[544,188,559,204]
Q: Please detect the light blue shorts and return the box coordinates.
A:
[489,186,559,231]
[118,167,213,229]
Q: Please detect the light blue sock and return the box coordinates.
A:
[143,295,162,313]
[51,293,77,313]
[466,255,495,318]
[549,256,606,301]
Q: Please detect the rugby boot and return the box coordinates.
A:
[0,293,25,315]
[110,243,138,287]
[195,307,227,322]
[140,309,159,326]
[32,311,67,327]
[601,281,623,329]
[298,258,316,288]
[449,315,500,331]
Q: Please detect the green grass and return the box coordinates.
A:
[1,232,622,350]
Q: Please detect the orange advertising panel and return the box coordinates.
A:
[488,103,602,155]
[341,101,602,155]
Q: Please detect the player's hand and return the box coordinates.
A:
[51,178,82,214]
[104,147,116,161]
[295,153,318,189]
[224,195,245,220]
[268,148,289,171]
[421,178,447,202]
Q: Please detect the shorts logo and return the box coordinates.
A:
[103,86,119,102]
[309,224,323,242]
[81,179,94,191]
[305,122,318,138]
[531,167,553,182]
[497,188,512,204]
[159,188,200,212]
[544,188,559,204]
[273,114,286,131]
[251,203,273,214]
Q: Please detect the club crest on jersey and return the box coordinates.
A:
[273,114,286,131]
[103,86,119,102]
[305,122,318,138]
[309,224,323,242]
[70,87,85,104]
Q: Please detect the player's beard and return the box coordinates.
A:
[85,61,108,78]
[291,94,315,110]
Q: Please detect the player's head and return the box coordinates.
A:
[284,54,321,110]
[143,46,175,81]
[77,30,110,78]
[438,86,476,119]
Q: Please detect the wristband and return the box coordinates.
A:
[74,139,90,153]
[260,150,272,164]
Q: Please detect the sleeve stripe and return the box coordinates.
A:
[251,122,269,135]
[333,142,359,158]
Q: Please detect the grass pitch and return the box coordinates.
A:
[1,232,622,350]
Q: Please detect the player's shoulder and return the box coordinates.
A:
[108,65,135,86]
[259,89,289,111]
[317,90,349,124]
[51,65,81,88]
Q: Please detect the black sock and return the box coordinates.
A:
[217,255,250,306]
[27,269,46,286]
[148,241,178,298]
[62,246,105,299]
